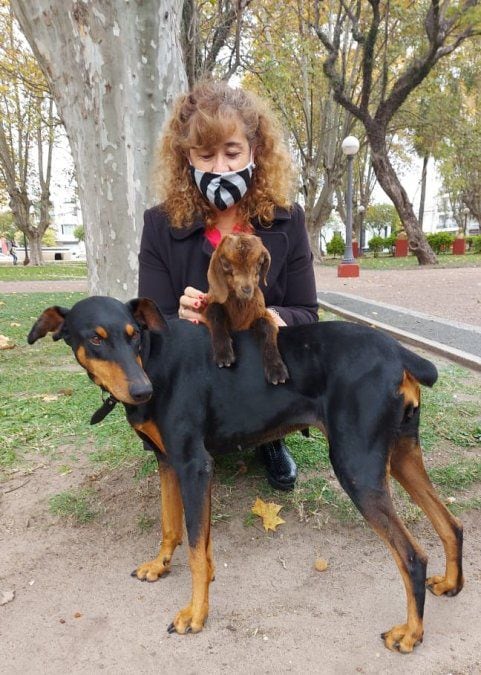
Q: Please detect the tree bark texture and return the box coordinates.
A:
[368,129,437,263]
[12,0,187,298]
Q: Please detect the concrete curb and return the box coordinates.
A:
[318,297,481,373]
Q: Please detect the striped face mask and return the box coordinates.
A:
[190,154,255,211]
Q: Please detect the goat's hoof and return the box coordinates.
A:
[265,361,289,385]
[215,352,236,368]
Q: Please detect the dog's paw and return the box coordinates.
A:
[131,558,172,582]
[265,359,289,385]
[381,623,423,653]
[426,573,464,596]
[167,603,208,635]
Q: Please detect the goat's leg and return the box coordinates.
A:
[204,302,236,367]
[252,315,289,385]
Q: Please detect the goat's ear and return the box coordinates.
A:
[126,298,166,332]
[260,249,271,286]
[207,251,229,303]
[28,306,70,344]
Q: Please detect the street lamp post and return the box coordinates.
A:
[338,136,360,278]
[358,204,365,255]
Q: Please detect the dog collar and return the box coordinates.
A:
[90,394,118,425]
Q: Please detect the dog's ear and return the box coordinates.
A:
[27,306,70,344]
[260,249,271,286]
[207,250,229,303]
[126,298,166,332]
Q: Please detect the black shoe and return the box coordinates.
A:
[259,439,297,491]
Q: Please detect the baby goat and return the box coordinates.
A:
[205,233,289,385]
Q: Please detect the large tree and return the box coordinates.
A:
[0,1,56,264]
[312,0,481,264]
[11,0,187,297]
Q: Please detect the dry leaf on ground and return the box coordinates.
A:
[252,497,285,532]
[0,335,15,350]
[314,558,329,572]
[1,590,15,605]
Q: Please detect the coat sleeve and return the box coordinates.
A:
[138,208,180,321]
[269,204,319,326]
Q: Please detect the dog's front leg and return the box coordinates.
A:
[133,460,183,581]
[204,302,235,367]
[168,450,214,634]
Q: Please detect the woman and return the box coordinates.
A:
[138,80,318,490]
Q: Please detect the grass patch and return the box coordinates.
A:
[321,252,481,270]
[429,458,481,491]
[420,364,481,452]
[49,488,97,524]
[0,261,86,281]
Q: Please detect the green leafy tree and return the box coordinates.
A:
[326,232,345,258]
[312,0,481,265]
[365,203,401,237]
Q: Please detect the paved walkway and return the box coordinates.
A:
[315,264,481,370]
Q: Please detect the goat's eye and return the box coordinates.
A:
[221,260,232,273]
[89,335,103,346]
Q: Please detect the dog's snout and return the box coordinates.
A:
[129,381,153,403]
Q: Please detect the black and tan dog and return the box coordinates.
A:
[28,296,464,652]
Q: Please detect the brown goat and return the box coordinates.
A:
[205,233,289,385]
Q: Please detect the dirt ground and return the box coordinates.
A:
[1,392,481,674]
[1,269,481,674]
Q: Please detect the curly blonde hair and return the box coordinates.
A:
[151,80,295,229]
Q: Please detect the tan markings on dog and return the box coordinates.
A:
[399,370,419,408]
[171,487,213,634]
[390,436,464,597]
[76,345,131,400]
[133,420,166,454]
[95,326,108,339]
[125,323,135,337]
[134,465,184,581]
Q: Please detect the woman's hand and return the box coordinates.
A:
[179,286,208,324]
[267,308,287,327]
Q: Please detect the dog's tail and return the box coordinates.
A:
[400,346,438,387]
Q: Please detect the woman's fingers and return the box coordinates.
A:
[179,287,208,322]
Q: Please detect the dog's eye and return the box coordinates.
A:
[89,335,103,346]
[131,329,140,341]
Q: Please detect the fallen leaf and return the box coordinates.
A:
[252,497,285,532]
[74,612,82,619]
[10,322,21,327]
[314,558,329,572]
[42,394,59,402]
[0,335,15,350]
[1,590,15,605]
[58,388,73,396]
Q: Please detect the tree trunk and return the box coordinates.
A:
[12,0,187,298]
[368,130,437,264]
[27,230,43,266]
[418,154,429,228]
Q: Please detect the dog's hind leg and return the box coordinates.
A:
[329,438,427,653]
[133,460,184,581]
[168,449,214,634]
[391,436,464,597]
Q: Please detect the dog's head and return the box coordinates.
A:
[28,296,165,405]
[207,234,270,303]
